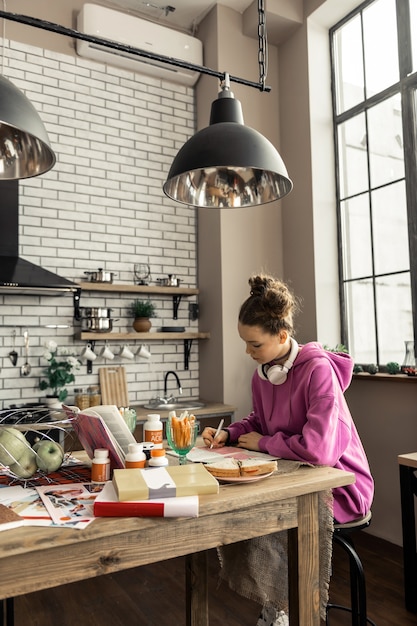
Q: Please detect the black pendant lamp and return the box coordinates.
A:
[163,75,292,208]
[0,74,56,179]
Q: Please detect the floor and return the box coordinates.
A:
[6,531,417,625]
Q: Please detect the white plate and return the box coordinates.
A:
[216,471,274,484]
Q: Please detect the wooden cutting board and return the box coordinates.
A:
[99,366,129,407]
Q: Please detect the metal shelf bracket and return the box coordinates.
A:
[184,338,193,370]
[173,294,182,320]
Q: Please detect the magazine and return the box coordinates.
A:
[36,483,104,529]
[63,404,136,469]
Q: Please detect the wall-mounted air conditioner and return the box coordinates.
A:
[76,3,203,87]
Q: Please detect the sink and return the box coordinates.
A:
[142,401,206,411]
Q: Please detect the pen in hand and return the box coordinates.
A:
[210,418,225,449]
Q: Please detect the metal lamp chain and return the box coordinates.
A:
[258,0,268,90]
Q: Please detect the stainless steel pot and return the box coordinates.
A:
[81,318,114,332]
[156,274,181,287]
[81,307,113,318]
[84,268,116,283]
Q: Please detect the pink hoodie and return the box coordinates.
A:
[227,342,374,523]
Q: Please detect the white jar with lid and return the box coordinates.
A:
[125,443,146,468]
[143,413,163,449]
[148,448,168,467]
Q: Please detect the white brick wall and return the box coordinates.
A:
[0,38,201,410]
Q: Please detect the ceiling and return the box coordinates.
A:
[102,0,255,33]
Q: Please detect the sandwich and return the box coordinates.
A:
[205,457,277,479]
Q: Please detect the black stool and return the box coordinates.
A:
[326,511,377,626]
[0,598,14,626]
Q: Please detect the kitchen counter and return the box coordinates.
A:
[132,402,235,440]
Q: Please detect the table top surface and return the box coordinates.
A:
[0,464,354,556]
[398,451,417,467]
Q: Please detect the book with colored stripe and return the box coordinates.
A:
[112,463,219,501]
[93,481,199,518]
[63,404,136,470]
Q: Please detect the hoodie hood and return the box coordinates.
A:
[0,181,78,295]
[294,342,354,391]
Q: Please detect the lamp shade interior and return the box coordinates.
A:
[0,75,56,180]
[163,87,292,208]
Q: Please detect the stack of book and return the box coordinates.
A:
[94,463,219,518]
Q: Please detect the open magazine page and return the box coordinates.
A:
[36,483,104,529]
[0,485,60,527]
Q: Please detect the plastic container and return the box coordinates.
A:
[125,443,146,468]
[91,448,110,482]
[148,448,168,467]
[143,413,163,449]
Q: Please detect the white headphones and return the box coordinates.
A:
[257,337,299,385]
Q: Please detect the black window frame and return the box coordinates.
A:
[330,0,417,367]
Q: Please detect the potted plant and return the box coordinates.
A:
[129,299,157,332]
[38,340,81,405]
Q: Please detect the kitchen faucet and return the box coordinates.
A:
[164,371,183,400]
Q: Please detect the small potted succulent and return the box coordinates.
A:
[129,299,157,332]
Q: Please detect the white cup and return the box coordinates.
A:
[100,344,115,360]
[79,344,97,362]
[136,344,151,360]
[119,344,135,360]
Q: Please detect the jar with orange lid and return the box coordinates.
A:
[148,448,168,467]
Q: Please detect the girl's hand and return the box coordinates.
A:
[236,431,263,451]
[202,426,228,449]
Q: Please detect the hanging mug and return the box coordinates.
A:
[79,343,97,362]
[136,344,151,360]
[100,343,115,360]
[119,344,135,360]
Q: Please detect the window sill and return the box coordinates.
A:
[353,372,417,383]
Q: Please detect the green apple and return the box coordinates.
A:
[34,440,64,473]
[9,448,37,478]
[0,427,29,466]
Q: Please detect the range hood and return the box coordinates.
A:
[0,181,79,295]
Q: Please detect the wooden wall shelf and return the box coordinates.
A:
[74,284,207,370]
[74,331,210,341]
[76,282,199,295]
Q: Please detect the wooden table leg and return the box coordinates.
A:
[186,551,209,626]
[289,492,320,626]
[399,464,417,612]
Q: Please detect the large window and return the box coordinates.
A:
[330,0,417,367]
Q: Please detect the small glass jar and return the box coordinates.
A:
[88,386,101,407]
[121,407,137,433]
[75,388,89,410]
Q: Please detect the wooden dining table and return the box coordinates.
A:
[0,464,354,626]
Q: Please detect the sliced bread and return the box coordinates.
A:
[204,458,241,478]
[205,457,277,478]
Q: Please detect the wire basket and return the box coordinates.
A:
[0,405,76,485]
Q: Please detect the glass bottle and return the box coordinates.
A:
[88,386,101,407]
[75,388,89,410]
[401,341,417,376]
